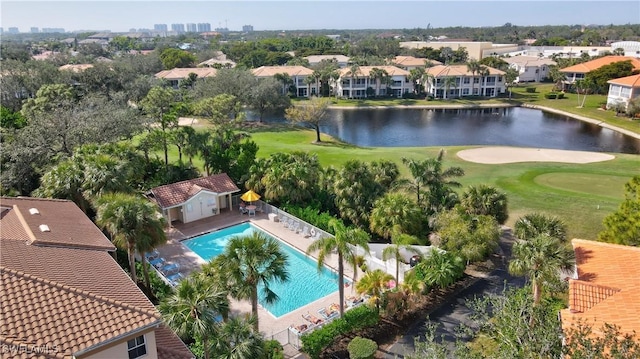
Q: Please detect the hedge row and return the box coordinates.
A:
[300,305,379,359]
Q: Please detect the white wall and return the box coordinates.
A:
[183,191,219,223]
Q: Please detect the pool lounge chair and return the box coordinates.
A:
[300,226,310,238]
[289,323,312,335]
[167,272,183,286]
[161,262,180,275]
[146,249,160,261]
[290,221,299,232]
[149,257,166,269]
[318,307,339,320]
[302,313,324,326]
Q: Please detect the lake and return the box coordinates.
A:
[261,107,640,154]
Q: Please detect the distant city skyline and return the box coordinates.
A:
[1,1,639,33]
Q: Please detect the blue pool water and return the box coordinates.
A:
[183,222,341,317]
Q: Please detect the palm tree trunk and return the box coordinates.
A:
[203,337,210,359]
[141,253,151,291]
[338,253,345,317]
[533,280,541,306]
[128,243,138,285]
[315,126,321,143]
[251,286,259,331]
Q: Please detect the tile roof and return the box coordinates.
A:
[560,55,640,74]
[155,67,218,80]
[502,55,556,67]
[338,65,410,77]
[607,73,640,87]
[0,197,115,251]
[304,54,350,63]
[393,56,442,67]
[251,65,314,77]
[1,266,160,358]
[0,197,194,359]
[560,239,640,338]
[424,64,505,77]
[150,173,240,209]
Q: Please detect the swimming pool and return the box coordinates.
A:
[183,222,342,317]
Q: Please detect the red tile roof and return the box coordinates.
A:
[338,65,410,77]
[424,64,505,77]
[251,65,314,77]
[560,55,640,74]
[561,239,640,338]
[150,174,240,209]
[0,197,115,251]
[0,197,193,359]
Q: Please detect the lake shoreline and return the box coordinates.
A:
[328,103,640,140]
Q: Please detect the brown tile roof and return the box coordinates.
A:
[338,65,410,77]
[155,325,195,359]
[0,197,193,359]
[155,67,217,80]
[502,55,556,67]
[560,239,640,338]
[150,173,240,209]
[251,65,314,77]
[393,56,442,67]
[607,73,640,87]
[0,197,115,251]
[560,55,640,74]
[424,64,505,77]
[1,266,160,358]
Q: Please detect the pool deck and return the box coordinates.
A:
[156,208,363,348]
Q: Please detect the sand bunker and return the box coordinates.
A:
[457,147,615,164]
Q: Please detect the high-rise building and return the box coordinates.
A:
[186,23,197,32]
[30,27,39,33]
[8,27,19,34]
[242,25,254,33]
[197,23,211,32]
[171,23,185,33]
[154,24,168,32]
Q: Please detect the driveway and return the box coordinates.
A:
[380,228,526,358]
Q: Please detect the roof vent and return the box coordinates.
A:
[39,224,50,232]
[29,208,40,215]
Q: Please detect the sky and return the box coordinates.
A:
[1,1,639,33]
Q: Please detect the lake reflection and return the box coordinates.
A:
[262,107,640,154]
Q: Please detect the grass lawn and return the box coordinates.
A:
[167,124,638,240]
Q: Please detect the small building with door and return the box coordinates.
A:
[149,173,240,224]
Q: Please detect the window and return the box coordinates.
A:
[463,88,469,95]
[127,335,147,359]
[474,78,480,83]
[463,78,470,84]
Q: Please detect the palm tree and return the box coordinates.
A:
[467,59,481,96]
[397,157,429,203]
[215,232,289,331]
[211,316,265,359]
[477,66,490,96]
[95,193,163,285]
[461,184,509,224]
[356,269,394,312]
[514,213,567,241]
[369,193,423,240]
[346,63,361,98]
[508,234,575,305]
[382,231,421,284]
[423,149,465,213]
[159,275,230,359]
[442,76,456,99]
[135,213,168,291]
[307,218,370,317]
[369,67,390,97]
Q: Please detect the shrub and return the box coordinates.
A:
[300,305,379,358]
[544,92,558,99]
[557,92,565,99]
[525,87,537,93]
[347,337,378,359]
[281,205,338,233]
[263,339,284,359]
